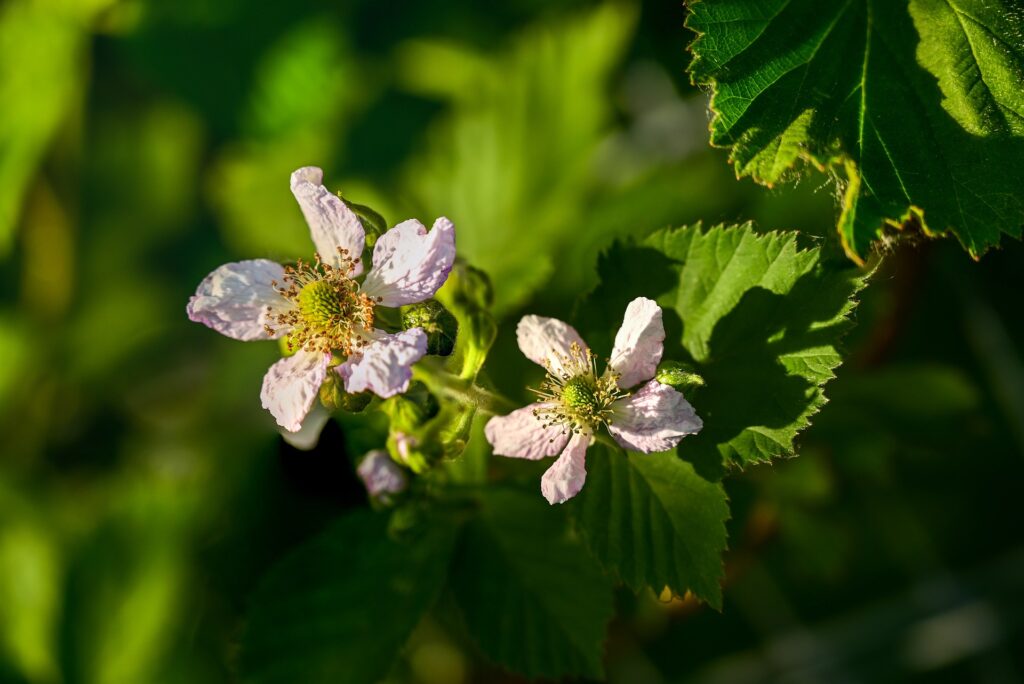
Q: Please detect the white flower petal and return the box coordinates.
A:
[290,166,366,274]
[337,328,428,398]
[357,449,408,498]
[361,217,456,306]
[609,297,665,388]
[187,259,286,341]
[280,402,330,451]
[260,350,331,432]
[484,402,571,460]
[516,315,589,377]
[608,380,702,453]
[540,432,590,505]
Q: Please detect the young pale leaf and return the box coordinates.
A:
[450,489,614,680]
[687,0,1024,261]
[579,223,866,474]
[240,511,455,684]
[572,444,730,608]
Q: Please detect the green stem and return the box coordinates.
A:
[413,366,519,416]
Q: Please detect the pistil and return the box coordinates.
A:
[530,342,625,436]
[264,249,376,354]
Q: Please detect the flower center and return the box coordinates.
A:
[264,251,376,355]
[562,376,599,413]
[530,342,625,435]
[298,280,346,327]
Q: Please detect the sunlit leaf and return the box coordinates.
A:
[572,444,729,607]
[0,2,84,255]
[0,486,60,683]
[579,223,867,474]
[206,19,360,259]
[402,4,637,313]
[686,0,1024,261]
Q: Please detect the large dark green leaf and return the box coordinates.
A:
[686,0,1024,261]
[240,511,455,684]
[570,223,863,604]
[449,489,614,680]
[579,223,866,474]
[572,444,730,608]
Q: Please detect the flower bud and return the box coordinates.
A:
[357,450,408,505]
[319,370,372,413]
[401,300,458,356]
[388,431,440,474]
[655,361,706,397]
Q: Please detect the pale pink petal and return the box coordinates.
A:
[608,380,702,453]
[516,316,589,377]
[540,432,590,505]
[336,328,428,398]
[260,350,331,432]
[290,166,365,274]
[187,259,287,340]
[357,450,408,498]
[485,402,571,460]
[609,297,665,388]
[361,217,456,306]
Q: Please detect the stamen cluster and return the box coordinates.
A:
[531,342,625,436]
[264,248,377,355]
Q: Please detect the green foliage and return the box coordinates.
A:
[402,4,637,312]
[686,0,1024,261]
[434,263,497,382]
[0,486,60,682]
[207,20,362,259]
[240,511,456,684]
[450,490,614,679]
[7,0,1024,681]
[572,445,729,607]
[0,0,113,255]
[580,224,867,474]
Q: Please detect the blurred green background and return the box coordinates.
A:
[1,0,1023,682]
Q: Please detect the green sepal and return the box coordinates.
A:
[380,381,440,432]
[401,299,458,356]
[319,370,372,413]
[435,262,497,381]
[655,361,706,398]
[339,194,388,247]
[386,402,478,473]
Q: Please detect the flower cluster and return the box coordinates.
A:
[188,167,455,432]
[485,298,703,504]
[188,167,705,507]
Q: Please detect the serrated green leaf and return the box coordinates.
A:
[240,511,455,684]
[686,0,1024,261]
[450,489,613,680]
[579,223,866,473]
[572,443,729,608]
